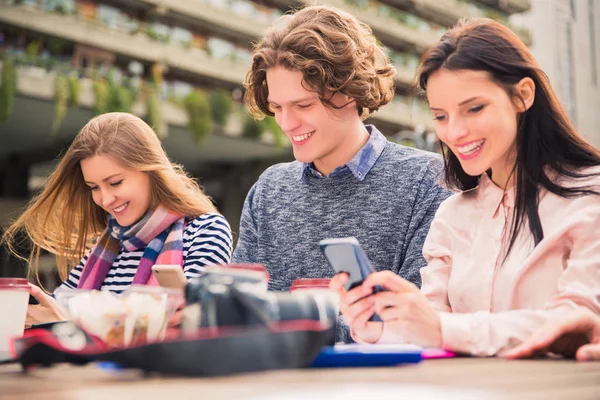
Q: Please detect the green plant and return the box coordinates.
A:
[108,82,134,112]
[0,57,17,122]
[145,26,160,42]
[52,74,68,135]
[208,90,232,125]
[67,73,80,106]
[92,77,109,115]
[145,82,164,137]
[242,114,264,139]
[262,116,286,148]
[25,40,42,66]
[184,89,212,144]
[54,3,69,15]
[46,37,67,56]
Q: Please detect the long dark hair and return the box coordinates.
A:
[416,18,600,256]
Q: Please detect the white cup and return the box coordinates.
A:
[0,278,30,353]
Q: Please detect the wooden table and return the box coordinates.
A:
[1,358,599,400]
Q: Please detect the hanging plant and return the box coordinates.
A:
[262,116,286,148]
[25,40,42,66]
[51,74,69,135]
[92,77,109,115]
[242,114,264,139]
[107,82,134,112]
[0,57,17,122]
[67,73,80,106]
[208,89,232,126]
[145,82,165,137]
[184,89,212,145]
[46,36,66,56]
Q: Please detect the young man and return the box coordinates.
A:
[233,6,450,340]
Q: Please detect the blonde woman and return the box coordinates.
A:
[3,112,232,326]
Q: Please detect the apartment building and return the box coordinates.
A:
[0,0,531,239]
[512,0,600,147]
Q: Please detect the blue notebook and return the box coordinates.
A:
[311,344,422,368]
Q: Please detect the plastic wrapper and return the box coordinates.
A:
[55,285,182,348]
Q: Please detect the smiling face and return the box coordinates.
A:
[266,66,367,175]
[427,69,527,188]
[80,154,153,227]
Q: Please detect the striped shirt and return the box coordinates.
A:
[57,213,232,294]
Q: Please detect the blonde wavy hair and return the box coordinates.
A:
[2,112,217,282]
[244,5,396,120]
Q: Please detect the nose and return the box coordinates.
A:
[276,107,301,134]
[446,116,469,144]
[99,190,117,209]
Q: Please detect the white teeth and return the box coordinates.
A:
[457,140,485,155]
[114,203,128,213]
[292,131,315,142]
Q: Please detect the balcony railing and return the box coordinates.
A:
[138,0,271,43]
[303,0,442,53]
[471,0,531,14]
[0,2,422,89]
[1,4,430,133]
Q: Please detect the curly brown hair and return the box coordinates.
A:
[244,5,396,121]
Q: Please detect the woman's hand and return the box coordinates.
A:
[26,284,66,328]
[165,296,186,340]
[361,271,443,348]
[330,273,383,343]
[505,308,600,361]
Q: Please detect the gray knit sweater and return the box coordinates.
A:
[233,125,451,341]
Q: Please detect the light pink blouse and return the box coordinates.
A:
[376,169,600,356]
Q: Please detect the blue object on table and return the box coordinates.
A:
[97,361,125,371]
[311,344,422,368]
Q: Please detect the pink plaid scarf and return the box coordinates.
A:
[77,206,185,290]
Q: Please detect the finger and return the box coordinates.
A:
[504,342,541,359]
[339,285,374,314]
[376,305,402,322]
[372,291,405,310]
[362,271,418,295]
[576,343,600,361]
[342,296,375,326]
[352,302,379,331]
[29,284,55,308]
[168,310,183,328]
[329,273,349,293]
[530,318,593,350]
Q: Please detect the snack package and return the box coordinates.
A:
[55,286,181,348]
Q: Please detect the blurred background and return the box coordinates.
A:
[0,0,598,287]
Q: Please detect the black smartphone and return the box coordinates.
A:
[319,237,383,322]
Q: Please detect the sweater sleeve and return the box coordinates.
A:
[53,253,89,293]
[231,182,260,264]
[183,214,233,278]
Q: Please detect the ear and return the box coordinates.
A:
[514,77,535,112]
